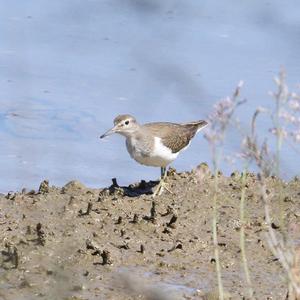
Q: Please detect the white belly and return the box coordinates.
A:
[126,137,179,167]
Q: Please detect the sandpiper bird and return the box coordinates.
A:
[100,114,208,196]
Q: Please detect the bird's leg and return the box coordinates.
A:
[161,167,166,178]
[152,167,172,197]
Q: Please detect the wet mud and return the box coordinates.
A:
[0,166,300,299]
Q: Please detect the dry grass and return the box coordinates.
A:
[204,69,300,299]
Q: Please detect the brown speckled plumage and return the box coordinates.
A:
[143,121,207,153]
[101,114,208,195]
[101,114,208,169]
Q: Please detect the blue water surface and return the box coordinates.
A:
[0,0,300,192]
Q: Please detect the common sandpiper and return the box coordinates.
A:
[100,114,208,196]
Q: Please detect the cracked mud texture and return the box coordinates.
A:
[0,166,300,299]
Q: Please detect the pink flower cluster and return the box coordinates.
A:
[279,92,300,143]
[204,81,245,146]
[270,71,300,144]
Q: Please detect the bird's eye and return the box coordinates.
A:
[125,120,129,125]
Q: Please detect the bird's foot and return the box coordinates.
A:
[152,179,172,197]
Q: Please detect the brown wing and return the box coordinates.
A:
[143,120,207,153]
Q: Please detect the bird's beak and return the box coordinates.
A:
[100,126,118,139]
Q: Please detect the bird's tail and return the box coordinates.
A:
[185,120,208,131]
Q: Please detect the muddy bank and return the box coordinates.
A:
[0,166,300,299]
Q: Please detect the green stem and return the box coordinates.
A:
[212,150,224,300]
[275,96,281,177]
[240,169,254,299]
[275,81,285,239]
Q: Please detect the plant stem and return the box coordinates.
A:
[275,90,282,177]
[239,169,254,299]
[260,178,300,296]
[274,73,286,239]
[212,152,224,300]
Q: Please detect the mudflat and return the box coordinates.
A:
[0,166,299,299]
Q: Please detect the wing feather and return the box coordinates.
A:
[143,120,207,153]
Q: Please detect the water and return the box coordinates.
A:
[1,0,300,192]
[115,267,205,299]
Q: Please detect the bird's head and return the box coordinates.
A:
[100,114,139,138]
